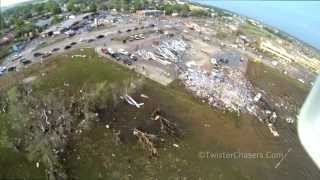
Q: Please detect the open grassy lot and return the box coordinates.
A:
[246,60,309,111]
[0,43,12,60]
[0,49,319,180]
[238,23,275,39]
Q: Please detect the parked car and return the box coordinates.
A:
[107,48,115,55]
[111,53,121,60]
[12,54,22,61]
[70,42,77,46]
[20,58,32,65]
[96,34,105,39]
[130,55,138,61]
[8,66,16,72]
[118,48,129,55]
[64,45,72,50]
[33,52,43,57]
[42,52,52,58]
[123,59,132,65]
[0,66,7,73]
[51,48,60,52]
[87,39,95,43]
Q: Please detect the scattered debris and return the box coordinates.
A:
[23,76,37,84]
[182,65,254,113]
[63,81,70,87]
[136,38,188,65]
[286,117,295,124]
[71,54,87,58]
[140,94,149,99]
[151,108,182,138]
[181,53,281,137]
[254,93,262,102]
[133,128,158,157]
[173,144,180,148]
[268,123,279,137]
[120,94,144,108]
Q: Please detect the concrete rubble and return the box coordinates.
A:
[182,65,255,114]
[136,38,188,65]
[180,53,281,137]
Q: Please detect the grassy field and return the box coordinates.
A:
[238,23,275,39]
[246,60,309,110]
[0,48,319,180]
[0,43,12,60]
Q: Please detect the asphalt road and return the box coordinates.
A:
[1,15,175,71]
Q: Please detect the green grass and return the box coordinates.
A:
[239,23,274,39]
[0,43,12,60]
[246,60,309,106]
[0,48,318,180]
[33,49,137,93]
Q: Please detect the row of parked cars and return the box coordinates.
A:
[101,48,137,65]
[117,23,156,34]
[1,54,32,75]
[33,41,80,58]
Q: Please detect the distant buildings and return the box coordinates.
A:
[259,38,320,73]
[0,33,14,45]
[35,18,52,28]
[41,13,93,37]
[259,39,295,63]
[136,10,164,17]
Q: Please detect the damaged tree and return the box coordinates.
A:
[0,93,8,113]
[11,84,99,180]
[133,128,158,157]
[151,108,182,138]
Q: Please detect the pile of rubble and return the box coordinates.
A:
[136,39,188,65]
[181,56,281,137]
[182,65,255,114]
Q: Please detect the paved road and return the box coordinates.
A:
[1,15,174,71]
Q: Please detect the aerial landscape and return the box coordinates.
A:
[0,0,319,179]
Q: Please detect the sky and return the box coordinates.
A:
[197,0,320,49]
[1,0,31,7]
[2,0,320,49]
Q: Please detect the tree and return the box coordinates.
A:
[121,0,130,11]
[0,13,6,30]
[89,3,97,12]
[47,0,62,14]
[191,9,211,17]
[108,0,119,10]
[67,0,75,12]
[73,6,81,13]
[133,0,143,11]
[176,4,190,17]
[32,3,46,14]
[163,3,174,15]
[13,17,25,32]
[52,15,61,24]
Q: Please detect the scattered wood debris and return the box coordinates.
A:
[151,108,182,138]
[133,128,158,157]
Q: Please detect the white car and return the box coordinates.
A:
[107,48,115,55]
[118,48,129,55]
[0,66,7,72]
